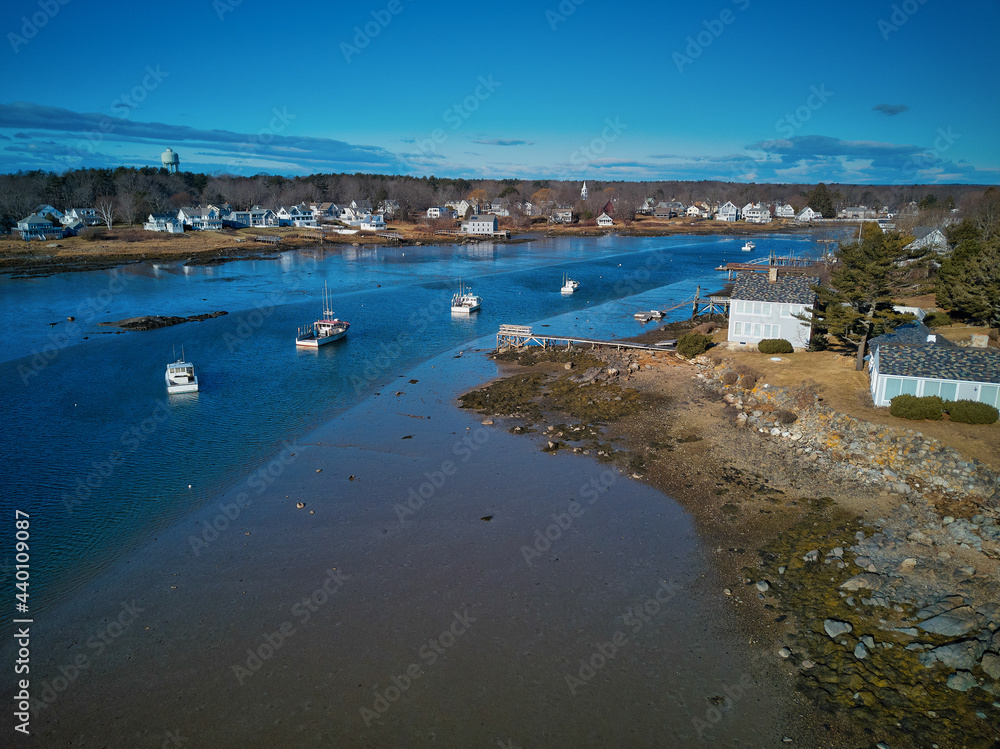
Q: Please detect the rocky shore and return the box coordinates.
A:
[461,345,1000,748]
[98,311,228,331]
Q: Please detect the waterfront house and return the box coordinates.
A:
[33,204,64,221]
[62,219,86,236]
[717,201,739,222]
[795,207,822,222]
[144,213,185,233]
[350,199,373,213]
[597,212,614,227]
[310,202,340,221]
[904,227,948,253]
[177,206,223,231]
[867,322,1000,408]
[61,208,101,226]
[454,199,478,218]
[726,269,817,350]
[461,214,499,235]
[16,213,63,240]
[226,207,277,228]
[742,203,772,224]
[359,214,387,231]
[490,198,511,217]
[550,207,574,224]
[838,206,877,220]
[277,204,316,227]
[774,203,796,219]
[426,206,454,219]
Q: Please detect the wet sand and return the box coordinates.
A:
[15,344,796,748]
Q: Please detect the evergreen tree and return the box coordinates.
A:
[807,183,835,218]
[809,223,912,369]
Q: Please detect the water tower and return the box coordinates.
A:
[161,147,180,173]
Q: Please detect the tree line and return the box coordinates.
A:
[0,166,990,230]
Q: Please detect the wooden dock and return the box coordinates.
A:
[375,231,402,241]
[497,324,670,352]
[254,235,280,245]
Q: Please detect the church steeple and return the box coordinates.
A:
[581,181,588,200]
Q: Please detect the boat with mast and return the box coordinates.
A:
[296,282,350,347]
[451,280,482,314]
[165,346,199,394]
[560,273,580,294]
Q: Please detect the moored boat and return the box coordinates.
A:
[451,281,482,314]
[742,240,755,252]
[165,354,199,394]
[560,273,580,294]
[296,283,350,347]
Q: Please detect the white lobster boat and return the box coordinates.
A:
[165,352,199,394]
[451,281,482,314]
[742,240,755,252]
[296,283,350,347]
[560,273,580,294]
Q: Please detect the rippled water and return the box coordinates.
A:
[0,233,821,611]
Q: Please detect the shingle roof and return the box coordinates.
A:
[870,322,957,350]
[879,346,1000,383]
[731,273,818,305]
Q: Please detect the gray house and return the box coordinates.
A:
[868,322,1000,407]
[726,269,817,350]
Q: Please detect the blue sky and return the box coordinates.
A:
[2,0,999,184]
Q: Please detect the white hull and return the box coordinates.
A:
[296,328,348,347]
[451,304,480,314]
[561,286,576,294]
[167,379,199,394]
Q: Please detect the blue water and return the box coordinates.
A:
[0,233,821,611]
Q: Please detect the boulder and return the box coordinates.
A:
[840,573,881,592]
[824,619,853,639]
[919,606,980,637]
[946,671,978,692]
[981,652,1000,680]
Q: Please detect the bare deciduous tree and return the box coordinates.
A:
[94,196,116,229]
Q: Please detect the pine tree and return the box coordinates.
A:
[807,183,835,218]
[809,223,912,369]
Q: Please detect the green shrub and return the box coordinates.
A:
[676,332,713,359]
[889,394,944,420]
[758,338,794,354]
[923,311,953,327]
[808,334,829,352]
[945,399,999,424]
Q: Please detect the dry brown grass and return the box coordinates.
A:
[717,349,1000,471]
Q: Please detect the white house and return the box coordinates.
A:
[795,207,822,222]
[32,204,64,220]
[868,322,1000,408]
[359,214,387,231]
[461,214,499,235]
[226,207,277,228]
[426,207,454,219]
[597,212,614,227]
[61,208,101,226]
[277,205,316,227]
[550,207,573,224]
[177,206,223,231]
[310,202,340,221]
[838,206,876,220]
[727,269,817,350]
[489,198,511,217]
[716,201,739,222]
[16,214,63,240]
[742,203,772,224]
[774,203,796,219]
[685,205,702,217]
[904,227,948,253]
[144,213,185,233]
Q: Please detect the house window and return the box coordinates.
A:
[900,379,918,396]
[884,378,902,401]
[940,382,958,401]
[922,381,940,398]
[980,384,999,408]
[733,322,742,336]
[753,323,761,338]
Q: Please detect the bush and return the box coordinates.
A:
[923,311,953,327]
[945,399,999,424]
[758,338,794,354]
[740,374,758,389]
[80,227,105,242]
[776,409,798,424]
[720,371,739,386]
[889,394,944,420]
[676,332,713,359]
[808,333,829,352]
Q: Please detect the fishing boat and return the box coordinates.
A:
[165,349,199,394]
[560,273,580,294]
[742,240,756,252]
[633,310,665,322]
[451,281,482,314]
[296,282,350,347]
